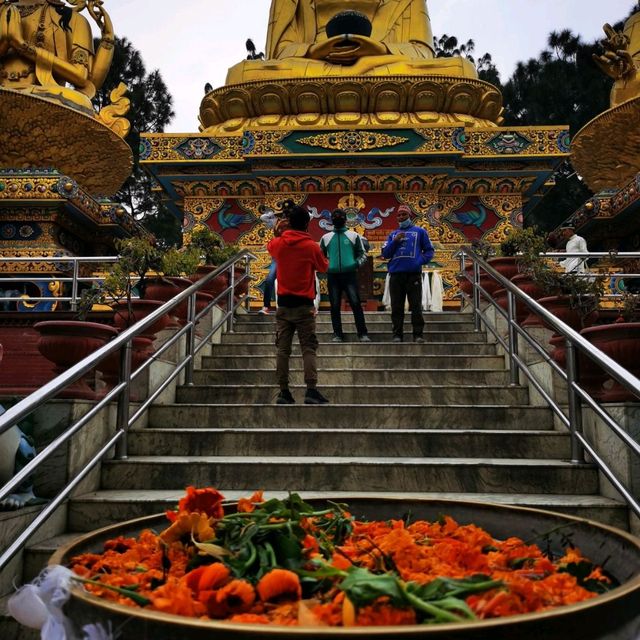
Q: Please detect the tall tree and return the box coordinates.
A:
[500,6,638,231]
[433,34,501,85]
[93,37,180,247]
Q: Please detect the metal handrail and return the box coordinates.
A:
[458,249,640,518]
[0,250,256,571]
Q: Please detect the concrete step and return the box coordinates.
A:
[148,403,554,429]
[237,311,472,325]
[175,384,529,406]
[222,330,487,343]
[100,456,599,494]
[128,428,569,458]
[210,342,497,356]
[193,368,513,386]
[201,354,507,370]
[67,490,629,533]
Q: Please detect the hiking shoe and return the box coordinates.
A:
[331,335,345,343]
[392,336,403,343]
[276,389,295,404]
[414,337,425,344]
[304,389,329,404]
[259,307,272,315]
[358,335,372,343]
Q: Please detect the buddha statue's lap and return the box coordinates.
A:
[227,0,479,84]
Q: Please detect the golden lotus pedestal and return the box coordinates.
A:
[51,499,640,639]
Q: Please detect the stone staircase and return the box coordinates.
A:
[60,310,626,535]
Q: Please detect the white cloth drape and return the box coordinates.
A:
[429,271,444,312]
[421,272,431,311]
[384,271,443,312]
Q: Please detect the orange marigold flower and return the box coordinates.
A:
[257,569,302,603]
[150,578,207,618]
[237,490,264,513]
[356,600,417,626]
[228,613,270,624]
[178,486,225,520]
[330,552,352,571]
[185,562,231,595]
[202,579,256,618]
[160,512,215,545]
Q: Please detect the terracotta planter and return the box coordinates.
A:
[111,299,171,339]
[146,277,197,326]
[175,292,215,327]
[495,274,546,324]
[50,498,640,640]
[232,265,250,296]
[522,295,597,334]
[191,265,229,300]
[34,321,118,400]
[95,336,154,401]
[580,323,640,402]
[487,256,520,281]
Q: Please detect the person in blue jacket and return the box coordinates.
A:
[381,204,435,343]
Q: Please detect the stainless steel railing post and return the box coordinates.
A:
[185,293,196,386]
[472,261,481,332]
[226,264,235,333]
[566,339,585,464]
[70,259,80,312]
[507,290,520,386]
[244,255,251,313]
[114,340,132,460]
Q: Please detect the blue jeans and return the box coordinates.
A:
[263,259,277,307]
[327,271,368,337]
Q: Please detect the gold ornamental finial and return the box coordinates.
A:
[0,0,116,113]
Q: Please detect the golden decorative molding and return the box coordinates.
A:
[199,75,503,134]
[297,130,409,152]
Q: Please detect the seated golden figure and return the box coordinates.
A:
[227,0,478,84]
[0,0,115,114]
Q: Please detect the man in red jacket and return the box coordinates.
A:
[267,201,329,404]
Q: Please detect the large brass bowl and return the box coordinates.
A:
[50,498,640,639]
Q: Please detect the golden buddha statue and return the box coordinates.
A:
[202,0,501,132]
[227,0,477,84]
[593,13,640,108]
[572,9,640,191]
[0,0,115,114]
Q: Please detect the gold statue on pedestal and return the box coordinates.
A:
[0,0,132,195]
[572,10,640,191]
[0,0,114,115]
[202,0,501,133]
[228,0,477,83]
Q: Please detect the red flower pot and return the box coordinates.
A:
[111,299,171,339]
[191,266,229,300]
[34,321,118,400]
[580,323,640,402]
[96,336,155,401]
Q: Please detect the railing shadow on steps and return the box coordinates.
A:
[0,250,256,575]
[458,248,640,523]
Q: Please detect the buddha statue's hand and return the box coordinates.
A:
[308,35,387,65]
[4,5,25,50]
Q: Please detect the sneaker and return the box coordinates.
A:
[259,307,272,315]
[304,388,329,404]
[358,335,372,343]
[276,389,295,404]
[392,336,403,343]
[331,335,345,343]
[414,337,425,344]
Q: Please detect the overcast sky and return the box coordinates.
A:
[104,1,636,132]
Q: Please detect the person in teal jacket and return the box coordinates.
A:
[319,209,370,342]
